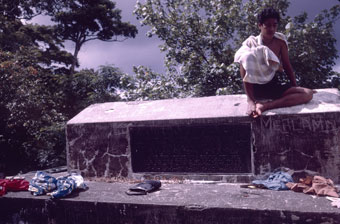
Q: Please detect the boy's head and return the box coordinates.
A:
[257,8,280,38]
[257,8,280,25]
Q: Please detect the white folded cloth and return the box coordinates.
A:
[234,32,288,84]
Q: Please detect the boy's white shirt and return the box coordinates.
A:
[234,32,288,84]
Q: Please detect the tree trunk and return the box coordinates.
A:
[70,41,81,74]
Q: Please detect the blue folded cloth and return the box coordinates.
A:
[28,171,57,196]
[252,171,293,190]
[50,173,88,199]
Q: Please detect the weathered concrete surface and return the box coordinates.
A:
[67,94,249,124]
[1,178,340,224]
[66,88,340,123]
[66,88,340,182]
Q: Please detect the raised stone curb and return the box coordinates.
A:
[1,180,340,224]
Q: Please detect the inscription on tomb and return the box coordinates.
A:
[260,116,338,134]
[130,124,251,173]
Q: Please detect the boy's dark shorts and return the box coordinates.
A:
[253,75,291,100]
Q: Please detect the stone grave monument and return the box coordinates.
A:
[66,88,340,183]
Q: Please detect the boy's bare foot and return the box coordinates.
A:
[255,102,266,117]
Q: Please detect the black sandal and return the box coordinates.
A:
[126,180,161,195]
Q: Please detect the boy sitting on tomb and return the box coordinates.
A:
[234,8,313,118]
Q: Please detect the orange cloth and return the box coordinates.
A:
[286,175,339,198]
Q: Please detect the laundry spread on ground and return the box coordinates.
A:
[28,171,88,198]
[245,168,340,210]
[1,167,339,214]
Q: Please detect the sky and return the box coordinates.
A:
[34,0,340,74]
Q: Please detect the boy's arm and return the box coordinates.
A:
[280,41,297,86]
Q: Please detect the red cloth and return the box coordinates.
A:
[0,179,29,196]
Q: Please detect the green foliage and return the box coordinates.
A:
[135,0,244,96]
[0,0,138,173]
[285,5,340,88]
[0,49,131,173]
[0,49,66,174]
[134,0,340,96]
[0,1,71,172]
[59,65,128,117]
[121,66,184,100]
[0,0,73,67]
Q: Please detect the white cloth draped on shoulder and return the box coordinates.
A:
[234,32,288,84]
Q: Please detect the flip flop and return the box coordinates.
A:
[240,184,266,189]
[126,180,161,195]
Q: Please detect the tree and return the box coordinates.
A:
[0,48,67,174]
[135,0,244,96]
[121,65,183,101]
[134,0,340,96]
[286,7,340,87]
[0,0,139,173]
[0,0,73,67]
[0,0,76,174]
[59,65,130,117]
[50,0,138,73]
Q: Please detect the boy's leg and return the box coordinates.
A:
[240,64,257,116]
[244,82,257,115]
[255,87,313,115]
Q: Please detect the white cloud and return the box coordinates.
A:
[333,61,340,73]
[78,38,166,74]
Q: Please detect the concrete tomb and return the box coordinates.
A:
[66,88,340,183]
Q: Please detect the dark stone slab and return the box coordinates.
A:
[130,124,251,173]
[1,179,340,224]
[66,123,130,178]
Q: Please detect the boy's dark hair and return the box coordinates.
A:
[257,8,280,24]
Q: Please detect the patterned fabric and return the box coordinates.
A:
[29,171,87,198]
[49,173,87,199]
[234,32,288,84]
[28,171,57,196]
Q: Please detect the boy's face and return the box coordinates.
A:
[258,18,278,39]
